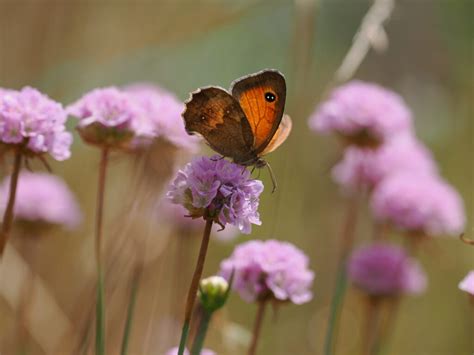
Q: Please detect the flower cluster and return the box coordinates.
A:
[348,243,427,297]
[332,134,437,191]
[68,87,145,149]
[0,172,82,229]
[220,239,314,304]
[68,85,200,152]
[309,81,412,146]
[459,271,474,296]
[126,83,200,151]
[371,173,465,236]
[310,80,465,237]
[0,86,72,160]
[167,156,263,234]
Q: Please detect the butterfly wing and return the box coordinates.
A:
[230,70,286,154]
[260,114,292,155]
[182,87,255,161]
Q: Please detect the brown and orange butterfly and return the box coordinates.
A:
[182,69,292,190]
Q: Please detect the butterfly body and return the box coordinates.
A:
[183,70,291,165]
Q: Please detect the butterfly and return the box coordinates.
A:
[182,69,292,191]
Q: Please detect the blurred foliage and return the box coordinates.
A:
[0,0,473,354]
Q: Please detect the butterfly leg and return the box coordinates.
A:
[264,161,278,193]
[211,155,226,162]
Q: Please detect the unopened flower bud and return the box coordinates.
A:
[198,275,230,312]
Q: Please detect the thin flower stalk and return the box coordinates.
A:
[324,194,360,355]
[95,148,109,355]
[120,264,143,355]
[248,301,267,355]
[0,148,22,256]
[178,220,213,355]
[362,296,382,355]
[190,309,212,355]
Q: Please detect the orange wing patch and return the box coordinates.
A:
[237,85,278,148]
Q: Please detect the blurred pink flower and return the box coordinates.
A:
[0,172,82,229]
[308,81,412,146]
[459,271,474,295]
[165,347,215,355]
[220,239,314,304]
[68,87,149,148]
[0,87,72,160]
[126,83,200,152]
[348,243,427,296]
[371,173,465,236]
[332,134,437,191]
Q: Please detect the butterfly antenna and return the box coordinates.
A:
[265,162,278,193]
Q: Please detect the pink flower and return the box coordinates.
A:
[371,173,465,236]
[220,240,314,304]
[0,172,82,229]
[0,87,72,160]
[308,81,412,146]
[348,243,427,296]
[68,87,147,148]
[459,271,474,296]
[332,135,437,191]
[126,83,200,152]
[167,156,263,234]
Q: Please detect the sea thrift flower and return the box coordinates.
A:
[220,239,314,304]
[199,275,230,312]
[126,83,200,152]
[308,81,412,146]
[0,87,72,160]
[371,173,465,236]
[68,87,150,148]
[348,244,427,296]
[0,172,81,229]
[332,135,437,191]
[165,347,216,355]
[459,271,474,296]
[167,156,263,234]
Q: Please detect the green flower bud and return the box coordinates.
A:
[198,276,230,312]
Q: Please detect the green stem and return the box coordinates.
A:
[190,310,212,355]
[0,148,22,257]
[178,219,213,355]
[324,195,359,355]
[95,148,109,355]
[120,265,142,355]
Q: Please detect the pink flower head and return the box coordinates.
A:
[0,172,82,229]
[126,83,200,152]
[348,243,427,296]
[220,239,315,304]
[167,156,263,234]
[459,271,474,296]
[165,347,215,355]
[332,135,437,191]
[371,173,465,236]
[67,87,147,148]
[0,87,72,160]
[308,81,413,146]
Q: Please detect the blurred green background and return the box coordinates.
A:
[0,0,472,354]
